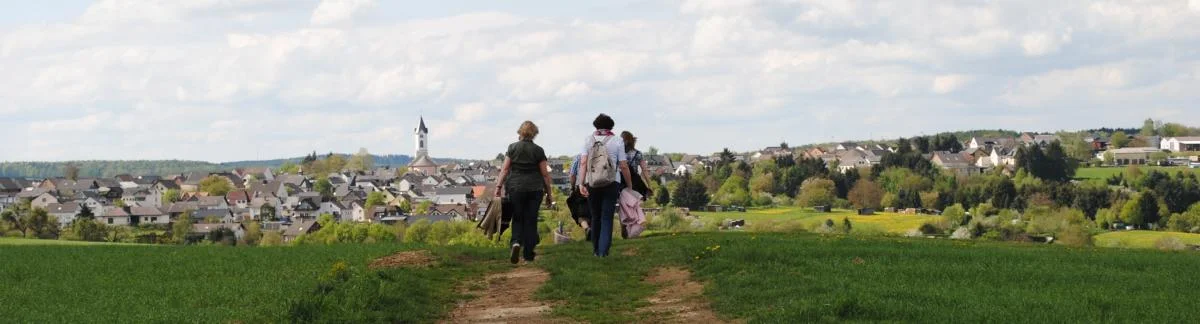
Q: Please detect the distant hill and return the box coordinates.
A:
[0,154,478,179]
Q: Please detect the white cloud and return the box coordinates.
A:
[932,75,971,94]
[310,0,376,26]
[4,0,1200,161]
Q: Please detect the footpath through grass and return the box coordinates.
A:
[536,232,1200,323]
[0,243,505,323]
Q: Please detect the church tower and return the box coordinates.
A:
[414,116,429,157]
[409,116,438,175]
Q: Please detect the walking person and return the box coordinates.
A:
[620,131,653,199]
[619,131,652,239]
[567,154,591,236]
[578,114,635,257]
[494,121,554,264]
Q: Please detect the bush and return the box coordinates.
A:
[403,220,432,244]
[796,178,837,207]
[649,208,687,232]
[260,231,283,246]
[1155,236,1187,251]
[942,204,967,227]
[918,223,942,235]
[1056,225,1093,247]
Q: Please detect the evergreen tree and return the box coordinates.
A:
[672,177,711,210]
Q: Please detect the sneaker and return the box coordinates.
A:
[510,244,521,264]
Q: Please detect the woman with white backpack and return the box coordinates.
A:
[578,114,635,257]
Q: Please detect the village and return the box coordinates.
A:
[1,116,1198,245]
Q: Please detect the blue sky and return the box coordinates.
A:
[2,0,1199,162]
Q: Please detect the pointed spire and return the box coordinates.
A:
[418,116,429,134]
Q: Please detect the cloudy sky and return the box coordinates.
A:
[2,0,1199,162]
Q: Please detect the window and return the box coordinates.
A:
[151,217,157,222]
[107,218,113,224]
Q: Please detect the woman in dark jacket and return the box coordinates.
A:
[494,121,554,264]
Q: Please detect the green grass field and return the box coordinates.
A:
[1094,231,1200,249]
[0,237,137,246]
[0,243,503,323]
[539,232,1200,323]
[6,231,1200,323]
[692,207,936,234]
[1075,166,1200,181]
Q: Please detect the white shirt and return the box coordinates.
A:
[580,131,627,184]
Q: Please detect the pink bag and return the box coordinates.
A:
[619,188,646,238]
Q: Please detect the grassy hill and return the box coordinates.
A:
[4,232,1200,323]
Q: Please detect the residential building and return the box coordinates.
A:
[1161,137,1200,152]
[1107,147,1161,165]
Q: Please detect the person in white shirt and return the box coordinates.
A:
[578,113,634,257]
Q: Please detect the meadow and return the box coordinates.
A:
[5,230,1200,323]
[1094,230,1200,249]
[691,207,935,234]
[0,243,502,323]
[1075,166,1200,181]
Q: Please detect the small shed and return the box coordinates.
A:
[857,208,875,215]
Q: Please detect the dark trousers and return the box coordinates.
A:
[508,190,543,261]
[587,184,620,256]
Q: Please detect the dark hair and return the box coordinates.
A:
[593,114,615,130]
[621,131,637,152]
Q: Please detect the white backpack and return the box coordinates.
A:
[586,135,617,187]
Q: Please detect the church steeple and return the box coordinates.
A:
[410,116,437,175]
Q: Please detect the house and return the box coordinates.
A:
[1161,137,1200,152]
[1106,147,1161,166]
[190,223,246,241]
[0,177,27,195]
[318,200,348,220]
[674,165,696,177]
[178,171,210,192]
[30,192,59,209]
[193,208,235,224]
[931,151,979,177]
[129,206,168,225]
[968,137,1017,150]
[282,220,321,243]
[292,198,321,220]
[149,181,180,208]
[165,201,199,219]
[644,155,675,176]
[1020,133,1060,147]
[1085,135,1110,152]
[988,148,1016,167]
[432,203,471,221]
[432,187,473,204]
[97,207,131,226]
[225,190,252,209]
[836,142,859,151]
[835,150,871,172]
[45,203,80,228]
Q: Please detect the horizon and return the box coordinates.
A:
[2,1,1199,162]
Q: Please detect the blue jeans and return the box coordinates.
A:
[587,184,620,257]
[508,190,543,261]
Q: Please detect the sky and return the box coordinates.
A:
[2,0,1199,162]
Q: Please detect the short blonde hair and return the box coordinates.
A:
[518,121,539,141]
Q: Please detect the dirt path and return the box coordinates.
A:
[638,267,734,324]
[443,266,566,324]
